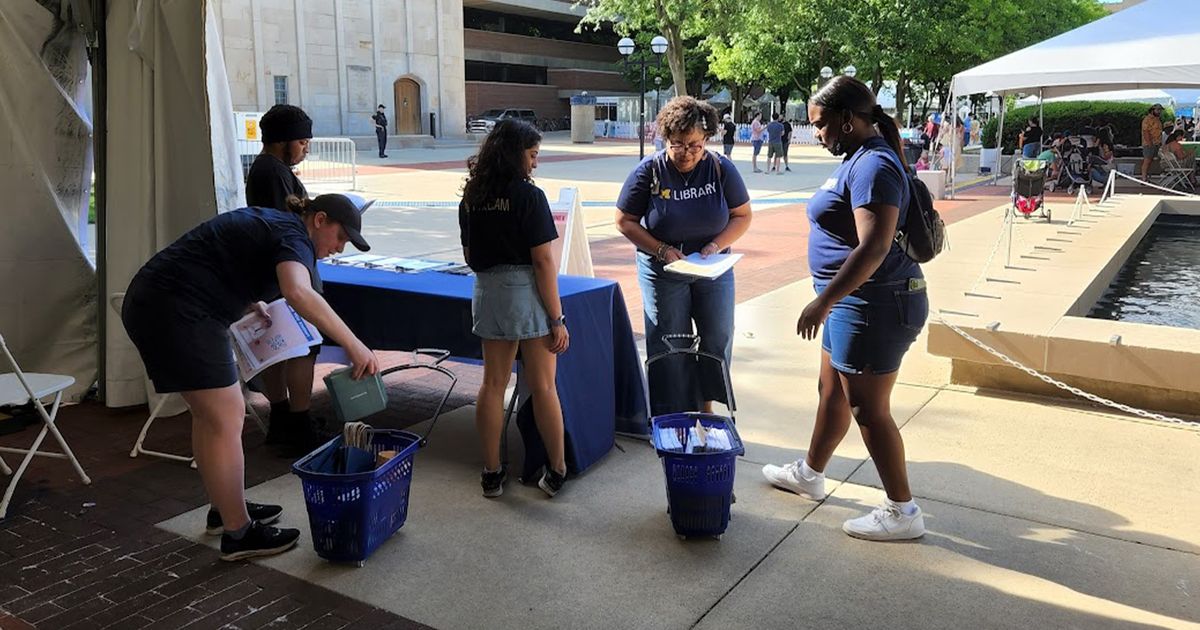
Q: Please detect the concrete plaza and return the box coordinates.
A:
[1,134,1196,629]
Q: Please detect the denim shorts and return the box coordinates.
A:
[472,265,551,341]
[815,278,929,375]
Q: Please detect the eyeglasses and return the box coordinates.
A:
[668,142,706,155]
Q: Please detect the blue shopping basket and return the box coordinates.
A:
[647,334,744,539]
[293,430,422,564]
[291,350,458,564]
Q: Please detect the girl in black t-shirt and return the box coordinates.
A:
[458,120,569,498]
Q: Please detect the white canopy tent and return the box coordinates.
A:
[946,0,1200,194]
[0,0,242,406]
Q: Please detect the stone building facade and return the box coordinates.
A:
[213,0,466,138]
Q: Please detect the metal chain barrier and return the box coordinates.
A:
[935,315,1194,427]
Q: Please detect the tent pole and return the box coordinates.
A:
[994,98,1006,185]
[90,0,108,401]
[949,87,957,199]
[1038,87,1044,149]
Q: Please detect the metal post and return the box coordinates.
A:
[90,0,108,401]
[993,99,1007,185]
[639,59,646,160]
[1038,88,1044,153]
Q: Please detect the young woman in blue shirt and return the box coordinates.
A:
[761,76,929,541]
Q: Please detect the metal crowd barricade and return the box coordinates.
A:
[296,137,358,190]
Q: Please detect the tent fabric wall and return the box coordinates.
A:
[104,0,245,407]
[0,1,99,402]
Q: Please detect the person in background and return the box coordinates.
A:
[914,150,930,171]
[721,113,737,158]
[1018,116,1043,159]
[766,113,785,174]
[750,112,765,173]
[243,104,323,453]
[458,120,570,499]
[1141,104,1165,181]
[121,193,379,560]
[761,75,928,541]
[1163,129,1188,161]
[616,96,752,417]
[782,118,794,172]
[372,104,389,158]
[1089,141,1115,187]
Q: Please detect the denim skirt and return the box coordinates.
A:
[815,278,929,375]
[472,265,551,341]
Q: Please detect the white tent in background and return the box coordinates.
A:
[945,0,1200,194]
[1014,89,1175,107]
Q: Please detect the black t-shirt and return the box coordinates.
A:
[245,153,306,212]
[782,120,793,142]
[458,180,558,272]
[1023,125,1044,145]
[722,121,736,144]
[131,207,319,324]
[373,112,388,130]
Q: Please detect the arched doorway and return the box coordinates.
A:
[393,78,422,134]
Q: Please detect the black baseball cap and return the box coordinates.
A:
[309,193,373,251]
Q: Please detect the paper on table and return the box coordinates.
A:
[664,253,742,279]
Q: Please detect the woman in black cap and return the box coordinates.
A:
[121,193,379,560]
[245,104,324,452]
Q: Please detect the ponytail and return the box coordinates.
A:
[871,104,908,170]
[284,194,311,215]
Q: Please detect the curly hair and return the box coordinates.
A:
[655,96,718,142]
[461,120,542,208]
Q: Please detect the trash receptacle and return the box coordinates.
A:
[571,95,597,144]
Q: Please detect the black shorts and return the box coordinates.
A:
[121,284,239,394]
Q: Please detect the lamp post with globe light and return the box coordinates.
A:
[618,35,669,159]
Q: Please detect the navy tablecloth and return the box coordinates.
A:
[318,263,650,476]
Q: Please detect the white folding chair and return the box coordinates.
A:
[109,293,267,468]
[0,332,91,519]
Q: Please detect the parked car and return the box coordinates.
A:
[468,108,536,134]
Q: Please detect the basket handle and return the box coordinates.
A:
[379,348,458,446]
[644,334,737,417]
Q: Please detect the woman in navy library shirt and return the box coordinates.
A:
[616,96,752,417]
[761,75,929,542]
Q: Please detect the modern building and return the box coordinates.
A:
[462,1,630,122]
[211,0,634,139]
[213,0,467,138]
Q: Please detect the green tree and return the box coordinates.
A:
[577,0,717,97]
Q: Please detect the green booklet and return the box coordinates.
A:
[323,367,387,424]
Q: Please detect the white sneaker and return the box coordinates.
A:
[842,502,925,541]
[761,461,826,500]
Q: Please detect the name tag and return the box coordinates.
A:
[820,178,838,190]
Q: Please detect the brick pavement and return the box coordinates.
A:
[0,186,1023,629]
[0,354,477,629]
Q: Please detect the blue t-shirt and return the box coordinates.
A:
[131,207,319,324]
[766,121,784,143]
[616,151,751,254]
[806,136,921,284]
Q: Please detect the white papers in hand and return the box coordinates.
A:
[664,253,742,279]
[229,299,323,381]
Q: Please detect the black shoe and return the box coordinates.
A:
[538,466,566,497]
[205,501,283,535]
[275,410,324,458]
[481,466,507,498]
[380,154,388,158]
[220,522,300,561]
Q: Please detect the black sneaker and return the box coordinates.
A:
[205,501,283,535]
[481,466,507,498]
[538,466,567,498]
[220,522,300,561]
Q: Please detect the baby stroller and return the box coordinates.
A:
[1012,158,1051,222]
[1056,142,1091,195]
